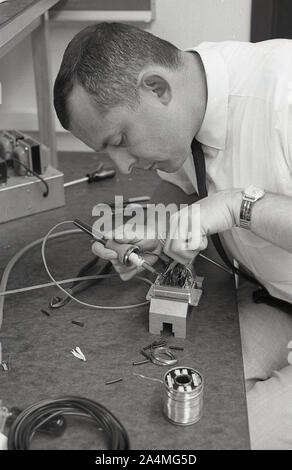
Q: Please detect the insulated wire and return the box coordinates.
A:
[10,156,49,197]
[0,221,229,329]
[0,228,151,330]
[0,229,79,329]
[41,221,152,311]
[144,250,233,275]
[0,274,152,296]
[7,396,130,450]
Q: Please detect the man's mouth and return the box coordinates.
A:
[145,162,158,171]
[128,161,161,172]
[131,162,159,171]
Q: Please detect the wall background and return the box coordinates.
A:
[0,0,252,152]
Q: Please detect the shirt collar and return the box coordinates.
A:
[186,43,229,150]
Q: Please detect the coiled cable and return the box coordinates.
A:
[8,396,130,450]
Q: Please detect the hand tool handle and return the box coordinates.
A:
[74,219,140,264]
[87,169,116,182]
[74,218,158,274]
[105,239,140,265]
[105,240,158,274]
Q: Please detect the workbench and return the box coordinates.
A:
[0,0,60,167]
[0,152,250,449]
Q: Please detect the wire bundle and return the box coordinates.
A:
[8,396,130,450]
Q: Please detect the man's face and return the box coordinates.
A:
[69,85,191,174]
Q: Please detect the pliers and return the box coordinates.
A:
[49,257,112,309]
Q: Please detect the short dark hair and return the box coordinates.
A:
[53,22,182,130]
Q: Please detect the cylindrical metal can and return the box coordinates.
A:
[163,366,204,426]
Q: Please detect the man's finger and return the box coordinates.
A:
[91,241,118,260]
[106,223,158,246]
[136,238,160,252]
[120,269,139,281]
[114,263,137,275]
[164,243,195,265]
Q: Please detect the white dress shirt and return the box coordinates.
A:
[158,39,292,302]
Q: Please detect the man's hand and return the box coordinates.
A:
[163,190,241,264]
[92,222,162,280]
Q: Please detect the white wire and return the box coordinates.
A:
[0,275,98,296]
[0,274,152,296]
[133,373,163,384]
[41,221,151,310]
[0,229,80,329]
[0,226,152,330]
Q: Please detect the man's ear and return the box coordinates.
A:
[138,71,171,105]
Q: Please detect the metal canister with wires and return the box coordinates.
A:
[163,366,204,426]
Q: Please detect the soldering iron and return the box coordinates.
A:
[73,218,159,276]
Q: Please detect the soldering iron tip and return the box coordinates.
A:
[142,262,159,276]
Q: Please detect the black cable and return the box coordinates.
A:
[7,396,130,450]
[10,156,49,197]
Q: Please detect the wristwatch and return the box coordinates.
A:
[239,185,265,229]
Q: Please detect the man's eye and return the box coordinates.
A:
[115,135,126,147]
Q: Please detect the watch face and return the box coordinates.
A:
[245,185,265,199]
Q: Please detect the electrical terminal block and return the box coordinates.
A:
[146,262,204,338]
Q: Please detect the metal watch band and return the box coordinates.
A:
[239,196,254,229]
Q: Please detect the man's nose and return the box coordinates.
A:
[107,149,136,175]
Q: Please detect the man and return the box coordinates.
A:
[54,23,292,449]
